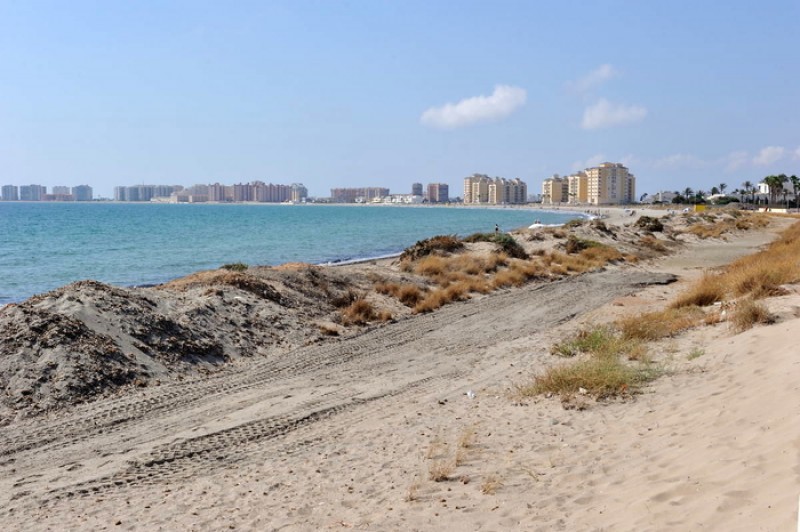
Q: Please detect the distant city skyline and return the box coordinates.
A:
[1,2,797,199]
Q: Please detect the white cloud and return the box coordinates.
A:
[567,64,618,93]
[619,153,638,168]
[752,146,785,166]
[420,85,527,129]
[722,151,749,172]
[653,153,708,170]
[793,146,800,160]
[581,98,647,130]
[571,153,607,172]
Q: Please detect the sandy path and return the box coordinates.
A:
[1,220,797,531]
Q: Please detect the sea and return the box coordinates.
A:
[0,202,581,304]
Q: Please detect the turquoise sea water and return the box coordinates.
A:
[0,202,580,304]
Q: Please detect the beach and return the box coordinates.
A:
[0,208,798,531]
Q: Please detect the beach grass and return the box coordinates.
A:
[521,325,658,399]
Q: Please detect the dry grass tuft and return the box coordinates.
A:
[617,306,705,341]
[339,298,376,325]
[520,325,657,399]
[414,255,449,277]
[481,475,503,495]
[404,479,421,502]
[375,281,426,307]
[550,326,616,358]
[428,459,455,482]
[457,425,477,449]
[638,235,668,252]
[729,298,774,332]
[519,356,657,399]
[670,274,726,308]
[412,283,473,313]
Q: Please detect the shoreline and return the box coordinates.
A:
[1,204,590,306]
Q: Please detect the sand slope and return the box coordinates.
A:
[0,214,798,531]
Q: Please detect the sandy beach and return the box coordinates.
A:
[1,208,798,531]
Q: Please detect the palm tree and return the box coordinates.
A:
[765,174,788,205]
[719,183,727,194]
[683,187,694,201]
[790,175,799,208]
[762,175,777,205]
[741,180,754,204]
[696,189,707,203]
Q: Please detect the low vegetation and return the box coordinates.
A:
[463,232,529,259]
[520,325,657,399]
[729,298,774,332]
[400,235,463,261]
[221,262,248,272]
[617,306,704,341]
[339,298,377,325]
[634,216,664,232]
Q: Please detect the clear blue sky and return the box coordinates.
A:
[1,0,798,198]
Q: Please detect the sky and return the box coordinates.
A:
[1,0,798,199]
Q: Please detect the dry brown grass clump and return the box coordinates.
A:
[670,273,726,308]
[339,298,377,325]
[617,306,705,341]
[725,242,800,299]
[672,219,800,306]
[375,281,426,307]
[481,474,503,495]
[729,299,774,332]
[682,212,770,240]
[428,459,455,482]
[413,283,471,314]
[580,244,623,264]
[638,235,668,252]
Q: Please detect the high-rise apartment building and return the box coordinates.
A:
[541,175,568,204]
[291,183,308,203]
[71,185,93,201]
[567,172,588,204]
[426,183,449,203]
[584,163,635,205]
[463,174,490,204]
[488,177,527,204]
[19,185,46,201]
[52,186,70,195]
[411,182,423,196]
[1,185,19,201]
[465,174,527,204]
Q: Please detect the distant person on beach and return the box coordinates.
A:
[495,224,499,234]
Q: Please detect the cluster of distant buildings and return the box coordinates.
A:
[113,182,308,203]
[2,166,644,206]
[542,162,636,205]
[0,184,93,202]
[329,183,451,204]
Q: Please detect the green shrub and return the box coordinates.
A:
[634,216,664,232]
[221,262,248,272]
[400,235,464,261]
[463,232,528,259]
